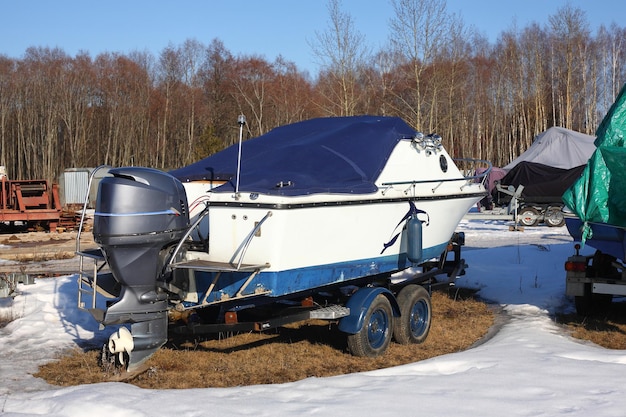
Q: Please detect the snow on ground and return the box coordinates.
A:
[2,219,626,417]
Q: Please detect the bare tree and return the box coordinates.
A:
[367,48,403,116]
[0,56,15,176]
[548,5,590,130]
[310,0,369,116]
[156,45,183,168]
[57,52,95,169]
[198,39,238,155]
[464,34,498,162]
[389,0,449,129]
[270,56,314,125]
[179,39,205,165]
[433,12,473,155]
[17,47,68,182]
[230,56,272,137]
[596,24,626,119]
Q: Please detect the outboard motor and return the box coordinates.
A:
[93,167,189,370]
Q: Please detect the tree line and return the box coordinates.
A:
[0,0,625,184]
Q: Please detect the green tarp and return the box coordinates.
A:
[562,83,626,241]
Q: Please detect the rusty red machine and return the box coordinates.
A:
[0,176,70,232]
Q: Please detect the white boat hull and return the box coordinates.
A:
[178,196,477,302]
[188,194,477,270]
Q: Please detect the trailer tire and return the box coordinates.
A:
[519,206,540,227]
[347,294,393,357]
[393,285,431,345]
[574,284,612,316]
[544,207,565,227]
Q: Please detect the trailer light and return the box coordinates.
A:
[225,311,238,324]
[565,261,586,272]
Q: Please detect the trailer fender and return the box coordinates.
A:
[338,287,400,335]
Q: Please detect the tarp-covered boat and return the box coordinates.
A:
[489,127,596,226]
[564,84,626,260]
[496,161,586,204]
[77,116,489,371]
[503,126,596,171]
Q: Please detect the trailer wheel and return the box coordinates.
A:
[393,285,431,344]
[519,206,540,227]
[574,284,612,316]
[544,207,565,227]
[347,294,393,357]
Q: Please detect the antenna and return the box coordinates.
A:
[235,114,246,196]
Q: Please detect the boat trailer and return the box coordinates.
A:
[77,228,469,371]
[74,167,472,372]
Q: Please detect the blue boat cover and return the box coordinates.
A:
[170,116,417,196]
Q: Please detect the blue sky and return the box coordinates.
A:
[1,0,623,75]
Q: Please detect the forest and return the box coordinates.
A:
[1,0,625,184]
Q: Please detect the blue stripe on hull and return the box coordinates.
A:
[191,243,447,304]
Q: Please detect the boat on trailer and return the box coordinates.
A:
[563,84,626,315]
[76,116,490,371]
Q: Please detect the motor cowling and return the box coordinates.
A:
[94,166,189,245]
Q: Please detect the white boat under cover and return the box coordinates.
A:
[167,116,489,305]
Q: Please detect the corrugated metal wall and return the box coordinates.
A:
[62,169,90,206]
[60,168,111,208]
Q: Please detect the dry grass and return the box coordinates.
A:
[556,300,626,350]
[0,232,77,262]
[12,251,76,262]
[37,290,495,388]
[0,233,77,262]
[33,291,626,389]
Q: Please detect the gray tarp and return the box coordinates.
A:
[503,127,596,171]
